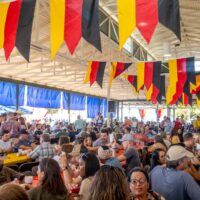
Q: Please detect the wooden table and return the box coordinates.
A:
[3,153,31,166]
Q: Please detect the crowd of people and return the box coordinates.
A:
[0,111,200,200]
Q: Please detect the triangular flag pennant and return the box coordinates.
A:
[118,0,136,49]
[64,0,82,54]
[50,0,65,59]
[136,0,158,43]
[1,0,22,60]
[166,59,178,105]
[15,0,36,62]
[125,74,138,95]
[158,0,181,41]
[137,62,145,91]
[82,0,101,52]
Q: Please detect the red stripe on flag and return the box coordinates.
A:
[144,62,153,90]
[128,75,135,84]
[4,0,22,60]
[151,85,159,103]
[183,94,189,106]
[90,61,99,86]
[114,62,126,78]
[136,0,158,43]
[64,0,82,54]
[171,58,187,104]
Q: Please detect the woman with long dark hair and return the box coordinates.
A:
[28,158,69,200]
[87,165,129,200]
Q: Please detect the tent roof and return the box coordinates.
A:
[0,0,199,101]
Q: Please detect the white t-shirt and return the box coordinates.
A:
[0,140,11,151]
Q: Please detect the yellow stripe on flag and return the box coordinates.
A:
[0,3,10,48]
[146,85,153,100]
[137,62,145,91]
[118,0,136,49]
[50,0,65,59]
[109,62,117,88]
[84,61,92,84]
[166,60,178,104]
[197,98,200,107]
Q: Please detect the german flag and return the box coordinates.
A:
[51,0,101,59]
[197,93,200,106]
[0,0,35,61]
[84,61,106,88]
[109,62,132,88]
[171,58,187,105]
[136,0,158,43]
[158,0,181,41]
[124,74,138,95]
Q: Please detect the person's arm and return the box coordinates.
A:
[28,146,40,159]
[59,154,81,185]
[184,173,200,200]
[19,145,32,151]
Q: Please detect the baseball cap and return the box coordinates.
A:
[105,157,123,171]
[166,145,194,161]
[119,134,134,142]
[98,146,111,160]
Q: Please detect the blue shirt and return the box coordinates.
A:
[150,166,200,200]
[13,140,31,152]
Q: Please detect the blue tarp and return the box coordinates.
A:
[0,82,16,106]
[27,86,61,108]
[87,97,100,118]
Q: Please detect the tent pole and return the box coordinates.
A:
[107,83,111,127]
[16,84,19,111]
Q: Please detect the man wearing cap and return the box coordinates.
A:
[28,133,55,161]
[98,145,123,171]
[13,129,32,152]
[116,134,140,174]
[150,144,200,200]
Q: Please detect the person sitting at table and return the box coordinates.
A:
[13,129,33,153]
[0,183,29,200]
[28,158,69,200]
[116,134,141,175]
[28,133,55,162]
[0,158,24,186]
[0,130,12,153]
[60,152,100,200]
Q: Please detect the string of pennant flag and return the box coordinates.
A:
[0,0,181,61]
[84,58,200,106]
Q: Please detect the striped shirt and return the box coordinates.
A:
[29,142,55,161]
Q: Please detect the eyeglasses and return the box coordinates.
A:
[130,178,146,185]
